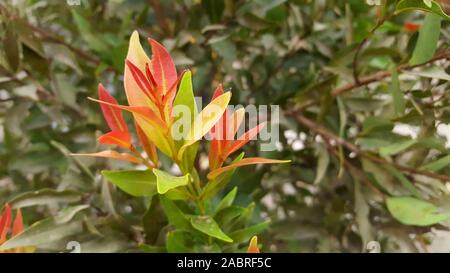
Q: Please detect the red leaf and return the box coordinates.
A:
[135,122,159,165]
[207,157,290,180]
[148,38,177,94]
[71,150,141,164]
[404,22,420,32]
[12,209,23,236]
[211,84,224,100]
[126,60,157,102]
[88,97,167,130]
[0,204,12,244]
[98,131,132,149]
[225,122,266,157]
[98,84,129,133]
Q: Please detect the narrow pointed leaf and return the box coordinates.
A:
[88,97,167,130]
[190,215,233,243]
[386,197,450,226]
[12,209,23,236]
[135,122,159,165]
[226,122,266,157]
[98,84,129,133]
[178,92,231,159]
[208,157,290,180]
[0,204,12,243]
[71,150,141,164]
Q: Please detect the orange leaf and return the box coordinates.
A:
[98,131,132,149]
[225,122,266,158]
[71,150,141,164]
[0,204,12,244]
[98,84,129,133]
[126,60,157,102]
[208,84,227,169]
[135,122,159,165]
[12,209,23,236]
[88,97,167,130]
[148,38,177,94]
[404,22,420,32]
[247,236,260,253]
[207,157,290,180]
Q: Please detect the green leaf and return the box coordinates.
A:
[139,244,166,253]
[153,169,189,194]
[313,144,330,184]
[384,166,421,198]
[173,71,197,122]
[214,187,238,215]
[386,197,450,226]
[172,70,199,172]
[354,181,373,249]
[405,66,450,81]
[421,154,450,172]
[390,66,405,117]
[167,230,195,253]
[215,206,247,227]
[159,196,191,229]
[102,170,157,197]
[379,139,417,156]
[201,152,245,200]
[3,22,21,72]
[71,10,109,53]
[178,92,231,159]
[202,0,225,23]
[9,189,83,209]
[410,13,442,65]
[54,205,90,224]
[361,117,394,135]
[0,212,85,250]
[190,215,233,243]
[396,0,450,20]
[229,221,270,243]
[142,197,166,244]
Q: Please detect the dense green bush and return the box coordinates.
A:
[0,0,450,253]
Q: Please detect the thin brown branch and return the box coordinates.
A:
[322,137,385,198]
[287,111,450,182]
[148,0,171,36]
[352,17,386,84]
[0,3,100,66]
[333,50,450,97]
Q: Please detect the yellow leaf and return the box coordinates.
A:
[178,92,231,160]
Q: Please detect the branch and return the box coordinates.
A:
[352,16,386,84]
[287,111,450,182]
[333,50,450,97]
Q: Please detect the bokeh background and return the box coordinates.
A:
[1,0,450,252]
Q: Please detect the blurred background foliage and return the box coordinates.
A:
[1,0,450,252]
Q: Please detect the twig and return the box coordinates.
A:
[322,137,385,198]
[334,50,450,97]
[148,0,171,36]
[287,111,450,182]
[352,16,387,84]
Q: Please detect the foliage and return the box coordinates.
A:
[0,0,450,253]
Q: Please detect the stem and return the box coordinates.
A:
[287,111,450,182]
[129,145,155,169]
